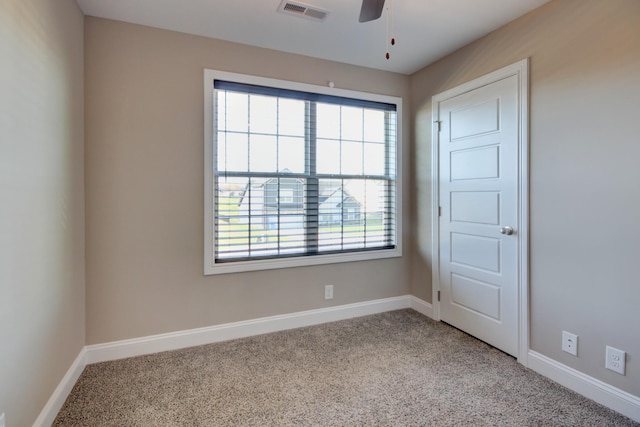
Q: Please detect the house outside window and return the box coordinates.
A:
[204,70,402,274]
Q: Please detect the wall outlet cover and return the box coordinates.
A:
[324,284,334,300]
[605,346,626,375]
[562,331,578,356]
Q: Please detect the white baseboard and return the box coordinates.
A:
[528,351,640,422]
[33,348,87,427]
[85,295,417,364]
[408,295,433,318]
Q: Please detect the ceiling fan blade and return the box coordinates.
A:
[359,0,385,23]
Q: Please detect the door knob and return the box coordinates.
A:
[500,226,514,235]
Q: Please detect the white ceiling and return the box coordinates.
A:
[76,0,551,75]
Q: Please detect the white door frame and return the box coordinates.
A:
[430,58,530,366]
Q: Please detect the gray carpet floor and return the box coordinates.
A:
[54,309,639,426]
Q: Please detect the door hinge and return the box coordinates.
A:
[434,120,441,132]
[437,291,441,302]
[438,206,442,217]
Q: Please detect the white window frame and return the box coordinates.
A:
[204,69,402,275]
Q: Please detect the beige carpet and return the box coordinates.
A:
[54,310,639,426]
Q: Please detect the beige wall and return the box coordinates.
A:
[410,0,640,396]
[84,17,411,344]
[0,0,85,425]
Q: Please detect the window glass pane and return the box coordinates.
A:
[216,177,249,259]
[279,213,305,254]
[340,180,364,250]
[341,141,363,175]
[219,132,248,172]
[277,177,306,255]
[226,92,248,133]
[317,103,340,139]
[216,131,227,171]
[250,95,277,135]
[216,92,226,131]
[279,99,305,137]
[364,109,385,143]
[317,139,341,174]
[341,106,363,141]
[363,142,385,176]
[386,112,397,177]
[318,179,339,251]
[278,136,305,173]
[249,134,277,172]
[366,180,391,248]
[343,179,389,249]
[246,177,272,256]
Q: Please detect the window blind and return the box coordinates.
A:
[213,80,397,263]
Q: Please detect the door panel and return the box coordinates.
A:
[451,192,500,225]
[451,274,501,320]
[450,99,500,140]
[450,233,501,272]
[438,74,519,357]
[450,145,500,181]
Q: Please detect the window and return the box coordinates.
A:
[278,189,294,204]
[204,70,402,274]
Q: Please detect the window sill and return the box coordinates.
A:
[204,247,402,275]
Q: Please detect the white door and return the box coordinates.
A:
[436,73,521,357]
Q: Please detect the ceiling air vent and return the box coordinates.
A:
[278,0,329,22]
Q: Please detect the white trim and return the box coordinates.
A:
[430,87,441,322]
[203,69,403,275]
[516,60,530,366]
[430,59,530,365]
[528,351,640,422]
[408,295,433,319]
[85,295,413,364]
[203,69,215,275]
[32,348,87,427]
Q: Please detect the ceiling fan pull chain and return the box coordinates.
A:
[385,1,390,59]
[390,0,395,46]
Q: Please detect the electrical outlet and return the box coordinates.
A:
[562,331,578,356]
[324,284,334,300]
[606,346,626,375]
